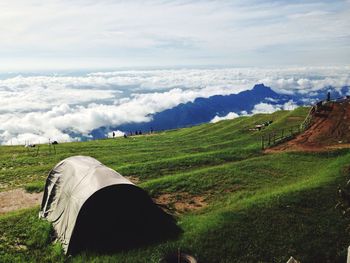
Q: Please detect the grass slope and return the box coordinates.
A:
[1,107,350,262]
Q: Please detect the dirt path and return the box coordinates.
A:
[154,192,207,214]
[0,189,43,215]
[265,142,350,153]
[266,100,350,153]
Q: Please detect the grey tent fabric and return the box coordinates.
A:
[39,156,133,253]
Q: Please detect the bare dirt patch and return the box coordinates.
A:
[124,176,140,184]
[265,142,350,153]
[264,141,327,153]
[0,188,43,215]
[154,192,207,214]
[325,143,350,150]
[266,101,350,153]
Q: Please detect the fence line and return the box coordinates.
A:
[261,125,303,150]
[261,104,319,150]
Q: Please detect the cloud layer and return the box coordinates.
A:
[252,101,298,114]
[1,67,349,145]
[210,112,239,123]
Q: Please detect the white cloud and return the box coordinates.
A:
[107,130,125,138]
[252,100,298,114]
[252,103,279,114]
[210,112,239,123]
[283,100,298,111]
[256,66,350,94]
[0,67,348,145]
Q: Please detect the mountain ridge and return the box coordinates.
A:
[91,84,288,137]
[90,84,350,138]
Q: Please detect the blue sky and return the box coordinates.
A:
[0,0,349,70]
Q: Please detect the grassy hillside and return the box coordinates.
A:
[1,107,350,262]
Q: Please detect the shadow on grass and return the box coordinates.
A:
[187,183,350,263]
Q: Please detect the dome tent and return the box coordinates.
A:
[39,156,179,254]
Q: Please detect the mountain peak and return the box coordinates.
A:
[252,83,269,90]
[251,83,275,95]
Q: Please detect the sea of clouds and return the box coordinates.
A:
[0,67,349,145]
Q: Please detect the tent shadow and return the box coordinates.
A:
[68,184,182,255]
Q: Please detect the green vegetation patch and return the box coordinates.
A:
[2,107,350,262]
[24,181,45,193]
[0,209,64,263]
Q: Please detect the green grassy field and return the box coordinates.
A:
[1,107,350,262]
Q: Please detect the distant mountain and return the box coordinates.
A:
[90,84,350,139]
[91,84,287,138]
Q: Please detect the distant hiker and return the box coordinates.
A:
[135,131,138,135]
[150,127,154,133]
[123,134,127,139]
[139,130,142,135]
[327,92,331,102]
[112,132,115,138]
